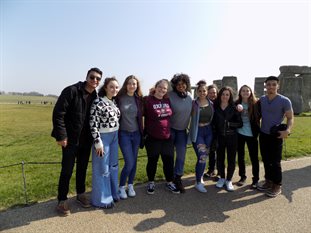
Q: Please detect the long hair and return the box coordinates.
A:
[170,73,191,92]
[215,86,234,107]
[117,75,143,98]
[98,77,118,97]
[236,84,258,119]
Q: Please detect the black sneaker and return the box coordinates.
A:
[166,182,180,194]
[174,176,186,193]
[147,182,155,195]
[203,170,216,178]
[250,181,258,189]
[237,177,247,186]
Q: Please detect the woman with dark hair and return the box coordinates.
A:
[144,79,180,195]
[169,73,192,193]
[236,85,261,188]
[89,77,120,208]
[213,86,243,191]
[188,80,214,193]
[116,75,143,199]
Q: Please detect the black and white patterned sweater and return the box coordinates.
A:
[90,96,120,149]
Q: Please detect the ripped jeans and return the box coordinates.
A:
[193,125,213,183]
[91,130,119,208]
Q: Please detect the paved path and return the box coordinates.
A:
[1,157,311,233]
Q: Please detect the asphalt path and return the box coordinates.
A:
[1,156,311,233]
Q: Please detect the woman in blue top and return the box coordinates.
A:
[169,73,192,193]
[235,85,261,188]
[116,75,144,199]
[189,80,214,193]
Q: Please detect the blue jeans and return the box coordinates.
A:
[119,130,141,186]
[171,128,188,177]
[193,125,213,183]
[91,131,119,208]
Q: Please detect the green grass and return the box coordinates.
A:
[0,96,310,210]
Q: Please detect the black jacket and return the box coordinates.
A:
[51,81,98,145]
[213,104,243,136]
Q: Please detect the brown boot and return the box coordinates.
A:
[174,176,186,193]
[76,193,91,208]
[56,200,70,216]
[266,184,282,198]
[257,180,273,192]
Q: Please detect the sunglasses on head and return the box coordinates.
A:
[89,75,102,81]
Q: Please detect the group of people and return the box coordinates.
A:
[51,68,294,216]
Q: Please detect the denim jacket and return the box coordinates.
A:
[188,97,214,143]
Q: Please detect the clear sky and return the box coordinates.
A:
[1,0,310,96]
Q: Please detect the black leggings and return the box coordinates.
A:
[145,136,174,182]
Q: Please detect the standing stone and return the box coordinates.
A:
[281,77,303,115]
[300,74,311,112]
[222,76,238,97]
[213,80,222,90]
[279,65,311,74]
[254,77,266,97]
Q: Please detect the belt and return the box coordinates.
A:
[199,123,209,127]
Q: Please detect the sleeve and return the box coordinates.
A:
[89,98,104,150]
[51,86,73,141]
[228,107,243,128]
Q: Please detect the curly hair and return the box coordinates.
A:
[170,73,191,92]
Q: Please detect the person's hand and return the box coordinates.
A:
[96,147,104,157]
[57,139,68,148]
[278,130,290,139]
[236,104,243,112]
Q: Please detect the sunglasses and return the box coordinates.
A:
[89,75,102,81]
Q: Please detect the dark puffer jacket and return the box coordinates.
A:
[212,104,243,136]
[51,81,98,145]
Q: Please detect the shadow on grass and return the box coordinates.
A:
[0,160,310,232]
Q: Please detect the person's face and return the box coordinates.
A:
[86,71,102,90]
[265,80,279,95]
[176,81,187,93]
[127,78,137,95]
[197,86,208,99]
[105,80,119,99]
[221,90,230,103]
[155,81,168,98]
[208,88,217,100]
[240,86,251,99]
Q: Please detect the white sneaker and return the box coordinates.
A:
[119,186,128,199]
[195,182,207,193]
[128,184,136,197]
[216,178,226,188]
[225,180,234,192]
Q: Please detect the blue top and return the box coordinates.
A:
[237,102,253,137]
[169,91,192,130]
[260,94,292,134]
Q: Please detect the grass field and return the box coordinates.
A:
[0,95,310,210]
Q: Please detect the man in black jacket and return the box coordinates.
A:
[51,67,102,215]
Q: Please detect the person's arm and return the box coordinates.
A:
[278,109,294,139]
[89,98,104,156]
[52,87,73,147]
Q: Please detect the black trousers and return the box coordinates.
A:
[259,132,283,185]
[208,138,217,172]
[145,136,174,182]
[57,142,92,201]
[237,133,259,182]
[216,134,237,181]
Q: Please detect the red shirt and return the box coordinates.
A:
[144,95,172,139]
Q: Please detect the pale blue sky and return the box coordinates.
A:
[1,0,310,95]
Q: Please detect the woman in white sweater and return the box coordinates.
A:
[89,77,120,208]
